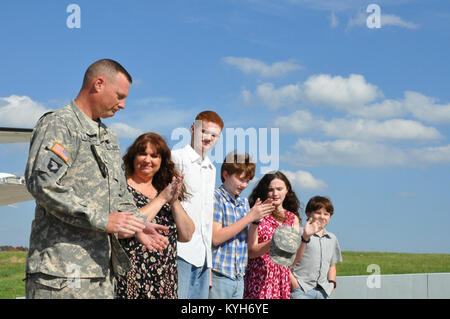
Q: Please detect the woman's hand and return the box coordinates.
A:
[158,176,182,204]
[168,175,184,205]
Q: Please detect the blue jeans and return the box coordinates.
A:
[177,257,210,299]
[209,270,244,299]
[290,286,330,299]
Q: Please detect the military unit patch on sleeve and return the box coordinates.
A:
[51,142,71,163]
[47,158,62,173]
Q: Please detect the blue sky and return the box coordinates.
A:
[1,0,450,254]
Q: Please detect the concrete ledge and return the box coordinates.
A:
[333,273,450,299]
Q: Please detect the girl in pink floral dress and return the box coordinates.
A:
[244,171,301,299]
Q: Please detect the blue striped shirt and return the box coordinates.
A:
[211,186,250,279]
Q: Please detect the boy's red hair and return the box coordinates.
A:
[195,110,224,130]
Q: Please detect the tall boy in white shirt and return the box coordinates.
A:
[171,110,223,299]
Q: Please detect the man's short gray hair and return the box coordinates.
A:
[82,59,132,88]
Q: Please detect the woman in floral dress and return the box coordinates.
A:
[116,133,194,299]
[244,171,301,299]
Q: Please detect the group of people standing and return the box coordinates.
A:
[24,58,341,299]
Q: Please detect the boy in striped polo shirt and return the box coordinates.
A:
[209,152,274,299]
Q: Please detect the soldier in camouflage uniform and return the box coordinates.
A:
[25,59,169,299]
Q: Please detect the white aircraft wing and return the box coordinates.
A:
[0,174,33,206]
[0,127,33,143]
[0,127,34,205]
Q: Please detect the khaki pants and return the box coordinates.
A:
[25,271,115,299]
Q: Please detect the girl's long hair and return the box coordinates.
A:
[248,171,301,221]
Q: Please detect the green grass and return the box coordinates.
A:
[0,251,26,299]
[1,251,450,298]
[337,251,450,276]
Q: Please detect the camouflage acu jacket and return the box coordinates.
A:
[25,101,145,278]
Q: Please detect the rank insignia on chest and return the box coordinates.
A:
[51,142,71,163]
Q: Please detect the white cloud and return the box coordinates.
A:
[109,122,144,139]
[273,110,316,133]
[351,91,450,124]
[240,89,253,106]
[288,138,408,167]
[381,14,419,29]
[347,11,418,29]
[353,98,405,119]
[411,144,450,165]
[242,72,450,125]
[222,56,302,78]
[243,82,302,109]
[347,11,369,28]
[274,110,442,141]
[289,73,450,124]
[0,95,50,128]
[282,169,327,190]
[329,12,339,28]
[285,138,450,167]
[302,74,383,110]
[402,91,450,124]
[322,118,443,141]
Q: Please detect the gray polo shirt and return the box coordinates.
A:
[291,228,342,296]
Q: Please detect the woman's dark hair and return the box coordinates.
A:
[248,171,301,221]
[122,132,188,201]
